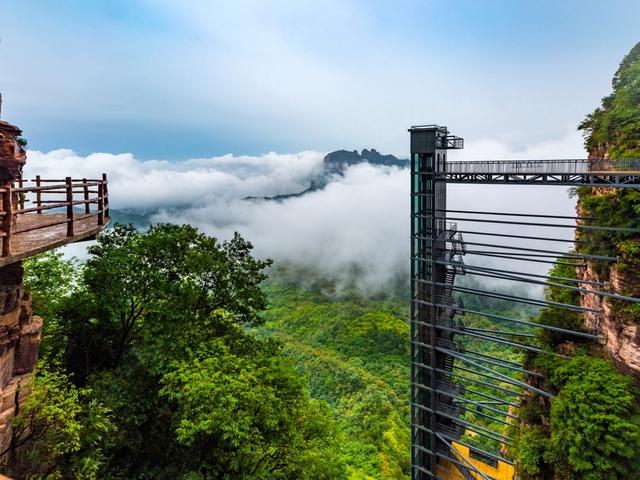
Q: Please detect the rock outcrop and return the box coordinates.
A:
[575,156,640,377]
[0,115,43,462]
[0,263,42,456]
[577,260,640,375]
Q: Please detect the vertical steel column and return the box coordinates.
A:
[409,126,450,479]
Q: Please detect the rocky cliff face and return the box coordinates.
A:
[0,263,43,457]
[577,260,640,375]
[575,153,640,376]
[0,117,44,464]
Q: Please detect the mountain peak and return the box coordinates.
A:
[323,149,406,175]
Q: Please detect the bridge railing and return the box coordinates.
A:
[0,174,109,257]
[445,158,640,174]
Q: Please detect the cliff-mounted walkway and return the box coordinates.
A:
[439,158,640,186]
[0,175,110,267]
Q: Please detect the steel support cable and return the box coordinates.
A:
[412,319,551,356]
[430,281,598,312]
[461,348,528,368]
[411,360,522,398]
[411,298,600,340]
[440,417,513,449]
[416,229,589,244]
[431,428,515,467]
[444,283,601,312]
[412,365,523,402]
[433,407,514,446]
[462,405,515,428]
[411,213,640,233]
[434,208,597,221]
[463,269,640,304]
[438,261,606,287]
[415,252,581,266]
[460,349,542,377]
[411,324,541,375]
[461,251,583,266]
[462,249,611,260]
[453,351,538,377]
[414,383,517,421]
[412,382,515,419]
[463,326,537,338]
[455,399,508,405]
[435,433,497,480]
[438,302,599,340]
[413,214,640,233]
[411,462,435,479]
[413,424,502,480]
[411,394,515,429]
[430,322,567,356]
[438,346,553,398]
[450,367,523,398]
[413,340,551,394]
[443,239,618,262]
[461,385,520,408]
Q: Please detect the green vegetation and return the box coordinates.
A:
[10,42,640,479]
[514,258,640,479]
[8,225,345,480]
[572,187,640,277]
[516,351,640,479]
[260,266,410,479]
[514,40,640,480]
[7,368,113,480]
[579,41,640,158]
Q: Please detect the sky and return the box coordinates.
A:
[3,1,639,290]
[1,0,639,159]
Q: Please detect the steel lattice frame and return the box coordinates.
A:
[409,125,640,480]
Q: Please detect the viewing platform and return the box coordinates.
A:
[439,158,640,186]
[0,175,110,267]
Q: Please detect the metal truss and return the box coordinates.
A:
[408,125,640,480]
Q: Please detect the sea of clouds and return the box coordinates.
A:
[23,127,586,292]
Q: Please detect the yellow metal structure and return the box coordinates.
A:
[436,442,515,480]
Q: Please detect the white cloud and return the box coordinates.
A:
[24,150,325,210]
[29,127,584,292]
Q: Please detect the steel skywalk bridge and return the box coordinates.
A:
[442,158,640,186]
[409,125,640,480]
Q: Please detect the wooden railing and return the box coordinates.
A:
[0,174,109,257]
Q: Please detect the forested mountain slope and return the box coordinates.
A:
[514,41,640,480]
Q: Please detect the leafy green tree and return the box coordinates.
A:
[579,41,640,157]
[2,366,113,480]
[20,224,345,479]
[545,356,640,480]
[160,339,344,479]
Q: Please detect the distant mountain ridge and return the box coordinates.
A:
[247,148,407,201]
[111,149,407,224]
[324,148,407,174]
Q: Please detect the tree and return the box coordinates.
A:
[21,224,346,479]
[2,366,113,480]
[579,42,640,157]
[160,338,344,479]
[545,356,640,480]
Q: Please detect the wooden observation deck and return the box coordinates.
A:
[0,175,110,267]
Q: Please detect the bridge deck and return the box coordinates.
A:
[438,159,640,186]
[0,213,109,268]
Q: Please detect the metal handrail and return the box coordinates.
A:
[445,158,640,174]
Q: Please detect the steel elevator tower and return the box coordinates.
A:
[410,126,465,478]
[409,124,640,480]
